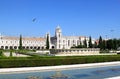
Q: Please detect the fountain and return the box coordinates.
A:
[110,68,120,71]
[50,71,69,79]
[26,76,41,79]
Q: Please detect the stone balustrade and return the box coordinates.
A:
[50,48,100,56]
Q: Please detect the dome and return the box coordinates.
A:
[56,25,61,30]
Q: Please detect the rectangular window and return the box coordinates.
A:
[59,40,61,43]
[59,44,60,48]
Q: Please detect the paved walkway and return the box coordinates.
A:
[0,61,120,73]
[105,76,120,79]
[4,52,29,57]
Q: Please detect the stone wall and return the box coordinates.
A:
[50,48,100,56]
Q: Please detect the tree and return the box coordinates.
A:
[105,39,120,50]
[93,41,98,48]
[19,35,22,50]
[10,50,13,57]
[88,36,93,48]
[113,39,117,50]
[102,40,106,50]
[0,51,4,57]
[83,39,87,48]
[46,34,50,49]
[106,39,117,50]
[98,36,103,50]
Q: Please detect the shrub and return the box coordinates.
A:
[10,51,13,57]
[0,55,120,68]
[0,51,4,57]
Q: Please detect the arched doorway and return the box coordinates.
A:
[34,47,37,49]
[37,47,40,50]
[52,46,55,49]
[10,46,13,49]
[1,46,4,49]
[30,46,33,49]
[42,46,44,49]
[5,46,8,49]
[26,46,29,49]
[22,46,25,49]
[14,46,17,49]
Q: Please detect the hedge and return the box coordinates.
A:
[0,55,120,68]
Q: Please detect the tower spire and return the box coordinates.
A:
[56,24,60,29]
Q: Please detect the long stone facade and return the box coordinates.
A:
[0,25,95,50]
[0,35,46,50]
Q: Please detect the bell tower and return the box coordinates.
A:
[55,25,62,49]
[55,25,62,38]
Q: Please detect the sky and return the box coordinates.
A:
[0,0,120,39]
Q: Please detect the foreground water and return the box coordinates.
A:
[0,65,120,79]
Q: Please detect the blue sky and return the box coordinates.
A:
[0,0,120,39]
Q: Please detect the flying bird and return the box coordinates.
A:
[110,29,114,32]
[32,18,36,22]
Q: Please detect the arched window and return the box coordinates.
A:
[68,40,70,46]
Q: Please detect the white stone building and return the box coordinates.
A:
[0,35,46,50]
[50,26,94,49]
[0,25,95,50]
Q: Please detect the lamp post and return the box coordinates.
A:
[105,35,108,49]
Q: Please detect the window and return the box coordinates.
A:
[59,40,61,43]
[63,40,65,43]
[73,40,75,43]
[68,40,70,46]
[59,44,61,48]
[77,40,79,45]
[59,34,60,37]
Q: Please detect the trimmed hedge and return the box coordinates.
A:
[0,55,120,68]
